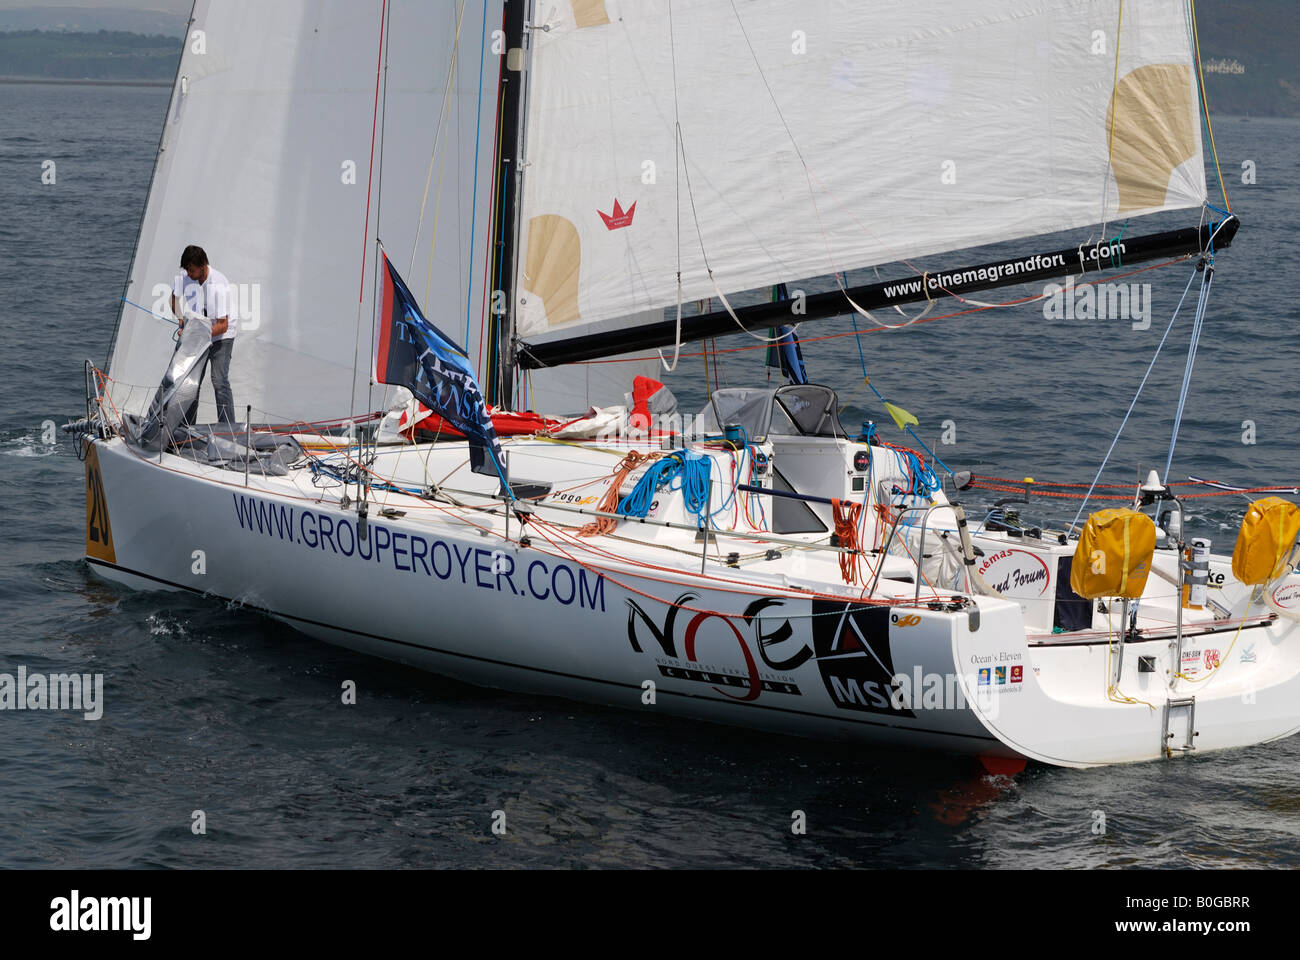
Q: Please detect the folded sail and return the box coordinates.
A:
[108,0,504,423]
[514,0,1207,336]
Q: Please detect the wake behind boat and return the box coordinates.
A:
[70,0,1300,769]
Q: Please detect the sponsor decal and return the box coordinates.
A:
[975,548,1051,598]
[548,492,599,506]
[1180,648,1202,677]
[84,444,116,564]
[1270,580,1300,612]
[233,495,605,612]
[892,613,922,628]
[968,650,1024,694]
[812,601,916,717]
[625,594,804,702]
[1240,643,1257,665]
[625,596,936,717]
[598,198,636,231]
[1204,649,1221,671]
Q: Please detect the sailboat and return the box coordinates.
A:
[72,0,1300,769]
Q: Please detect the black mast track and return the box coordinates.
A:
[516,216,1239,370]
[491,0,529,408]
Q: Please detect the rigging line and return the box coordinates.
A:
[1068,265,1200,533]
[727,0,887,334]
[488,83,511,403]
[484,104,509,403]
[1190,0,1232,212]
[366,5,394,493]
[663,6,783,347]
[350,0,389,500]
[1095,0,1125,249]
[120,297,178,326]
[1164,263,1214,482]
[478,85,507,387]
[789,162,1011,319]
[425,101,454,311]
[410,0,468,280]
[659,0,684,372]
[463,0,491,350]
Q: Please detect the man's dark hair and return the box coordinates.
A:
[180,245,209,270]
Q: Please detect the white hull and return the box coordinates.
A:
[82,435,1300,769]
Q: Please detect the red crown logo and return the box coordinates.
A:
[598,199,636,231]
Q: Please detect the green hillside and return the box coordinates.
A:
[0,30,180,82]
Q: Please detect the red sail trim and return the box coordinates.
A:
[403,404,559,442]
[375,255,396,384]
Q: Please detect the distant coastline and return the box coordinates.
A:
[0,14,1296,117]
[0,29,182,83]
[0,75,171,88]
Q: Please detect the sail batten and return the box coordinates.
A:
[514,0,1208,340]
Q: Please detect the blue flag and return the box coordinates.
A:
[375,254,508,487]
[764,285,808,385]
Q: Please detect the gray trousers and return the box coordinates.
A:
[186,339,237,425]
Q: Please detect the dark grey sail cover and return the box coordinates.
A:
[129,320,211,452]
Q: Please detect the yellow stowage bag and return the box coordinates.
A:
[1070,508,1156,600]
[1232,497,1300,586]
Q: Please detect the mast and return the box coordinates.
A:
[490,0,533,408]
[516,217,1239,369]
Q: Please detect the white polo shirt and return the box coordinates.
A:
[173,267,237,342]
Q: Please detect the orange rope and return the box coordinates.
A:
[832,498,863,585]
[577,451,656,538]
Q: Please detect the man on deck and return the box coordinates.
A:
[170,244,237,424]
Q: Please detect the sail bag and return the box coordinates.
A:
[1232,497,1300,586]
[1070,509,1156,600]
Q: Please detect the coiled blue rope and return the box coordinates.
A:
[617,450,721,529]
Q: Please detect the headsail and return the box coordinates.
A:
[108,0,504,424]
[513,0,1208,340]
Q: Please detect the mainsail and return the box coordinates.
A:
[512,0,1210,352]
[107,0,504,423]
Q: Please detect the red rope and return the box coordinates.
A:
[832,498,863,585]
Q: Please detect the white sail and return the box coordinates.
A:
[515,0,1208,336]
[520,308,666,414]
[108,0,505,423]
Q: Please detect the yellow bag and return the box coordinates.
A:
[1071,509,1156,600]
[1232,497,1300,586]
